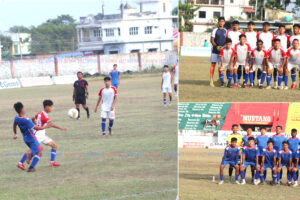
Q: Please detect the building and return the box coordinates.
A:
[192,0,254,32]
[76,0,176,54]
[2,32,31,57]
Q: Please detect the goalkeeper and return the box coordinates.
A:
[209,16,227,87]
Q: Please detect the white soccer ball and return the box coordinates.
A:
[68,108,78,119]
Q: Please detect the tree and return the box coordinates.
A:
[9,26,31,33]
[0,35,13,59]
[178,0,200,32]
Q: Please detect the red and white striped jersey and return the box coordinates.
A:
[98,86,117,111]
[257,31,275,50]
[286,48,300,64]
[226,30,243,47]
[267,48,286,65]
[244,31,258,50]
[219,47,235,65]
[251,49,267,65]
[274,34,289,52]
[35,111,50,127]
[234,43,251,65]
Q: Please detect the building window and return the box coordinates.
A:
[105,28,114,37]
[144,26,152,34]
[118,28,121,36]
[93,29,102,38]
[199,11,206,18]
[148,48,157,52]
[131,49,140,53]
[230,0,234,3]
[109,50,119,54]
[129,27,138,35]
[213,11,221,18]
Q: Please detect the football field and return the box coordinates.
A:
[179,56,300,102]
[179,148,300,200]
[0,73,177,200]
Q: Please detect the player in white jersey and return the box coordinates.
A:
[226,21,243,48]
[32,100,67,166]
[161,65,172,106]
[172,63,178,96]
[286,39,300,90]
[257,22,275,51]
[244,21,258,51]
[288,24,300,48]
[234,34,251,88]
[250,40,267,87]
[262,39,286,90]
[219,38,235,88]
[94,76,117,137]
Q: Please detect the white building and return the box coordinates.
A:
[76,0,176,54]
[2,32,31,56]
[192,0,254,32]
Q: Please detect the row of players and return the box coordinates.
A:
[220,125,300,186]
[210,18,300,89]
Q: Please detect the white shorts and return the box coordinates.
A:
[35,130,52,145]
[287,63,300,71]
[251,64,263,71]
[211,53,220,64]
[174,77,178,84]
[162,86,172,93]
[101,110,115,119]
[268,63,281,70]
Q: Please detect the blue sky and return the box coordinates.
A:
[0,0,178,31]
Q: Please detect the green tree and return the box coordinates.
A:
[178,0,200,32]
[9,25,31,33]
[0,35,13,59]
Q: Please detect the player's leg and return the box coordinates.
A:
[243,66,249,88]
[251,165,255,182]
[291,67,297,89]
[265,67,272,89]
[100,111,108,136]
[254,165,261,185]
[17,149,29,170]
[228,166,233,181]
[218,66,225,87]
[240,163,246,184]
[259,166,265,185]
[234,164,240,184]
[293,166,298,186]
[259,68,267,88]
[45,140,60,166]
[257,69,261,86]
[249,67,254,87]
[273,68,278,89]
[75,103,80,120]
[168,87,173,105]
[227,66,234,88]
[210,61,216,87]
[174,84,178,96]
[27,141,42,172]
[287,167,293,185]
[237,65,242,86]
[233,66,238,88]
[108,111,115,136]
[284,67,289,90]
[82,104,90,119]
[278,66,284,90]
[219,164,225,184]
[163,92,167,106]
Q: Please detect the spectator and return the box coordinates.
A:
[204,39,209,47]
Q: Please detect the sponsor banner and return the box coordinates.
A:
[240,114,273,125]
[19,76,53,87]
[180,46,211,57]
[52,75,77,85]
[0,79,21,89]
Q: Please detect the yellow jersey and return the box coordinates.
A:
[226,134,243,147]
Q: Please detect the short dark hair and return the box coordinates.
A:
[14,102,23,114]
[292,128,297,133]
[293,39,299,42]
[276,125,283,129]
[231,137,237,142]
[260,127,266,130]
[225,38,232,44]
[232,20,240,25]
[239,34,246,39]
[248,137,255,141]
[104,76,111,81]
[232,124,238,128]
[77,71,83,75]
[278,24,285,28]
[257,39,264,44]
[43,100,53,108]
[282,141,288,145]
[248,21,255,26]
[163,65,169,68]
[263,22,270,26]
[113,64,117,67]
[218,17,225,22]
[274,38,281,43]
[293,24,300,28]
[267,140,273,144]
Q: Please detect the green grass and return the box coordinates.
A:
[179,148,300,200]
[0,73,177,200]
[179,56,300,102]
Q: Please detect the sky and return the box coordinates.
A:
[0,0,178,32]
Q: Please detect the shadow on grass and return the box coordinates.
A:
[179,79,210,86]
[180,173,215,181]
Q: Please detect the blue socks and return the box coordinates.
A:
[250,73,254,84]
[235,174,239,181]
[260,173,264,182]
[273,173,277,183]
[228,74,233,84]
[220,174,224,181]
[244,73,249,85]
[284,75,288,86]
[109,119,114,128]
[241,171,245,179]
[163,99,166,105]
[170,96,172,102]
[220,74,224,84]
[267,75,272,86]
[287,171,292,182]
[30,154,40,168]
[20,153,27,164]
[278,75,283,87]
[293,170,298,181]
[255,171,260,179]
[292,71,296,83]
[233,74,237,84]
[51,149,56,162]
[174,85,177,93]
[260,73,266,85]
[101,118,106,133]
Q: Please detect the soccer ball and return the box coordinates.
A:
[68,108,78,119]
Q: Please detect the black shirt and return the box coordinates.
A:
[74,79,88,96]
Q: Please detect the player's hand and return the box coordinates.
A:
[216,46,222,51]
[13,134,17,140]
[111,105,115,111]
[61,127,68,131]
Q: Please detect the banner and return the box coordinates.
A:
[19,76,53,87]
[0,79,21,89]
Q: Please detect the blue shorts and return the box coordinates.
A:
[263,164,275,170]
[280,164,290,169]
[221,160,237,167]
[244,161,256,169]
[211,53,220,64]
[112,83,118,88]
[25,140,41,155]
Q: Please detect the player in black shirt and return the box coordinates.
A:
[73,71,89,120]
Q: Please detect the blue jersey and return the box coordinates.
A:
[109,70,120,86]
[263,148,277,166]
[242,146,258,163]
[271,135,287,152]
[287,137,300,157]
[222,145,239,164]
[13,115,36,142]
[278,150,292,166]
[255,135,270,155]
[242,135,255,147]
[211,28,227,54]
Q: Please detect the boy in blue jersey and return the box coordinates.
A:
[109,64,120,88]
[271,125,287,152]
[277,142,293,186]
[255,140,277,185]
[219,138,240,185]
[288,129,300,161]
[255,127,270,161]
[242,128,254,147]
[13,102,49,172]
[240,137,259,185]
[293,149,300,186]
[210,17,227,87]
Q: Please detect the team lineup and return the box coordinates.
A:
[210,17,300,90]
[220,124,300,187]
[12,63,178,172]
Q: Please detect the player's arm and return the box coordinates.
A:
[211,37,217,47]
[276,156,280,168]
[220,56,224,68]
[241,153,245,166]
[13,123,17,139]
[85,84,89,99]
[256,155,260,168]
[161,76,163,89]
[94,96,102,113]
[261,156,265,168]
[295,158,299,170]
[73,87,76,101]
[289,158,293,170]
[46,121,67,131]
[246,51,250,66]
[111,95,117,111]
